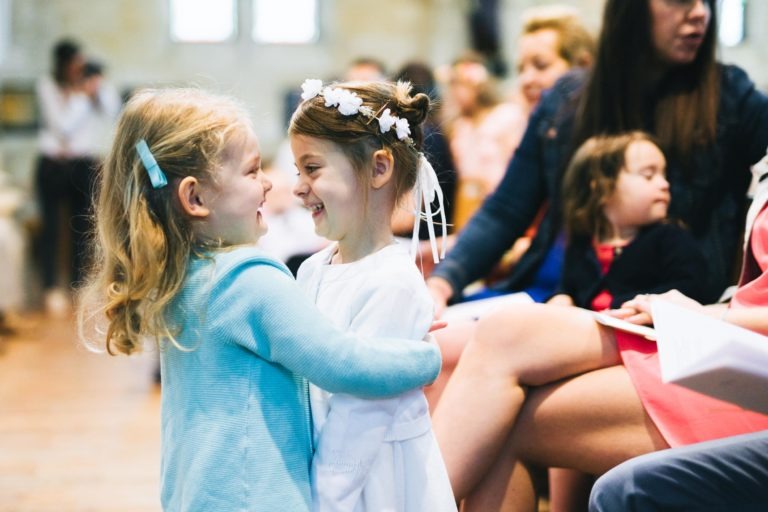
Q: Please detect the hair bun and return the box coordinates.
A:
[394,81,431,126]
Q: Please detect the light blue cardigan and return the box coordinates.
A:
[159,247,441,511]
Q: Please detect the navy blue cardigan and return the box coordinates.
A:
[432,65,768,303]
[560,223,709,309]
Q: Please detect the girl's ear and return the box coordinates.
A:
[177,176,210,218]
[371,149,394,189]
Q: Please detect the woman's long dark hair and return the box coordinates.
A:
[573,0,719,163]
[53,39,81,86]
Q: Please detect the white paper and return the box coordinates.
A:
[592,312,657,340]
[652,300,768,414]
[440,292,534,323]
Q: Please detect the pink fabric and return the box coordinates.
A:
[590,242,628,312]
[617,331,768,447]
[732,204,768,308]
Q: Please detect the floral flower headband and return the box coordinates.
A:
[300,79,415,149]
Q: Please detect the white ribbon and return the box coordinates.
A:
[410,153,447,264]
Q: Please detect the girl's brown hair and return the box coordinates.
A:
[289,80,430,205]
[78,88,252,355]
[563,131,660,239]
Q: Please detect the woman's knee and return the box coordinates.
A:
[473,303,544,354]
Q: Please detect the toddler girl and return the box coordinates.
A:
[290,79,456,511]
[552,131,709,309]
[77,88,442,511]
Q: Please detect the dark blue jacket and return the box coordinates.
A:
[561,223,709,309]
[432,65,768,303]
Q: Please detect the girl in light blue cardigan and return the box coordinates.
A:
[77,88,441,511]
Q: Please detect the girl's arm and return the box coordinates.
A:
[207,262,441,398]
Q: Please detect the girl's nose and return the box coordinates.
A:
[292,177,307,197]
[262,176,273,193]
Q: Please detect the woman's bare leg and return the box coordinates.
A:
[424,319,476,412]
[464,365,669,512]
[432,303,619,499]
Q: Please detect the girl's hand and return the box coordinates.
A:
[429,319,448,333]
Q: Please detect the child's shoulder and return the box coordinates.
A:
[206,246,293,282]
[357,244,432,304]
[365,242,425,280]
[641,221,696,242]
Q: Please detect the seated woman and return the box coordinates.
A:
[431,148,768,510]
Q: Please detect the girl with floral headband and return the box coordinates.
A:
[76,88,442,511]
[290,79,456,511]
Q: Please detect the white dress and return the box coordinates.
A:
[297,242,457,512]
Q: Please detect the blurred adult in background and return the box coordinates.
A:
[444,52,524,232]
[344,57,387,82]
[35,38,121,315]
[511,5,595,119]
[0,167,25,335]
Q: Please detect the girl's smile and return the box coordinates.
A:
[290,135,366,244]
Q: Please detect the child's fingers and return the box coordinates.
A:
[429,320,448,332]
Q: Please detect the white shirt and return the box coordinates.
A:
[36,75,121,158]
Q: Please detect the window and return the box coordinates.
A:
[0,0,9,64]
[718,0,746,47]
[170,0,237,43]
[252,0,318,44]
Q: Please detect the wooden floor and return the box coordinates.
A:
[0,313,555,511]
[0,313,161,512]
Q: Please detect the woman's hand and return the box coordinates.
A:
[426,276,454,318]
[606,290,704,326]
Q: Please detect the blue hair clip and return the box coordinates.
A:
[135,139,168,189]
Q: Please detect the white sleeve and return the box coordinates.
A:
[312,276,433,512]
[37,78,92,139]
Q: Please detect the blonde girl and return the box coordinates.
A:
[78,88,441,512]
[289,79,456,511]
[552,131,708,309]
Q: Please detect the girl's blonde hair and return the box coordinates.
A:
[562,131,660,240]
[288,80,430,205]
[78,88,252,356]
